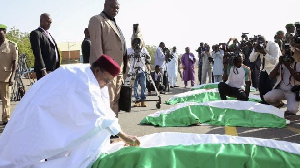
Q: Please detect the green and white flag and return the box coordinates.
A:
[166,88,261,105]
[191,82,257,92]
[141,100,289,128]
[92,132,300,168]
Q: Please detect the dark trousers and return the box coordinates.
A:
[198,62,202,84]
[147,81,165,92]
[258,70,276,104]
[218,82,248,101]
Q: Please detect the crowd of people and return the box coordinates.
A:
[0,0,300,166]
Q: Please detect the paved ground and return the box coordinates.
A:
[1,68,300,144]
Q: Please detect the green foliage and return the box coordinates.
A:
[145,45,156,65]
[6,27,34,68]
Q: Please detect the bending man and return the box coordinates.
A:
[0,55,140,168]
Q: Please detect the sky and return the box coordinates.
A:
[1,0,300,54]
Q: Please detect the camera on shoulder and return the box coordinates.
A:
[282,43,295,63]
[294,22,300,44]
[223,52,237,66]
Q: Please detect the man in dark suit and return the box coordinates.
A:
[81,28,91,63]
[30,13,60,80]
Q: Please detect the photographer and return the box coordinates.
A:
[240,33,252,67]
[285,24,295,44]
[147,65,165,95]
[274,30,285,52]
[226,38,240,53]
[201,44,212,84]
[249,36,280,104]
[127,37,151,107]
[218,55,251,101]
[290,22,300,62]
[264,55,300,116]
[291,39,300,62]
[196,42,205,84]
[155,42,166,74]
[212,44,224,82]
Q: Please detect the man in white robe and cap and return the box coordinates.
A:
[0,54,140,168]
[167,46,179,88]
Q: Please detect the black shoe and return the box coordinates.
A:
[1,121,8,126]
[170,86,174,88]
[174,86,179,87]
[259,100,269,105]
[284,111,296,117]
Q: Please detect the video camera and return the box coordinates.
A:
[282,43,295,63]
[163,47,173,63]
[131,38,142,62]
[251,35,265,51]
[241,33,249,39]
[196,42,205,53]
[224,52,239,66]
[219,43,227,51]
[294,22,300,43]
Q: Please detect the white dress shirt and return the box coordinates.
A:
[249,41,281,74]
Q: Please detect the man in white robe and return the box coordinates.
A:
[155,42,166,74]
[0,55,140,168]
[167,46,178,88]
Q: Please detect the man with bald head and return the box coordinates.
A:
[30,13,60,80]
[89,0,127,116]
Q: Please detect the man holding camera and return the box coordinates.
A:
[155,42,166,74]
[274,30,285,52]
[201,45,212,84]
[218,55,251,101]
[127,38,151,107]
[249,36,280,104]
[196,42,205,85]
[285,24,295,44]
[264,55,300,116]
[212,44,224,82]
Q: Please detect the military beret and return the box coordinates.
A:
[0,24,7,29]
[94,54,120,76]
[285,24,294,29]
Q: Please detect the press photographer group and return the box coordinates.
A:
[194,22,300,118]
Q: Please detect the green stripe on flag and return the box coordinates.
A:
[191,83,257,92]
[166,91,260,105]
[92,144,300,168]
[140,104,286,128]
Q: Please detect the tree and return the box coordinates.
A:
[145,45,156,65]
[6,27,34,68]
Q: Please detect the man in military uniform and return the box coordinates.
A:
[0,24,18,125]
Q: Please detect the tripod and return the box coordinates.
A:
[11,54,35,101]
[124,48,162,109]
